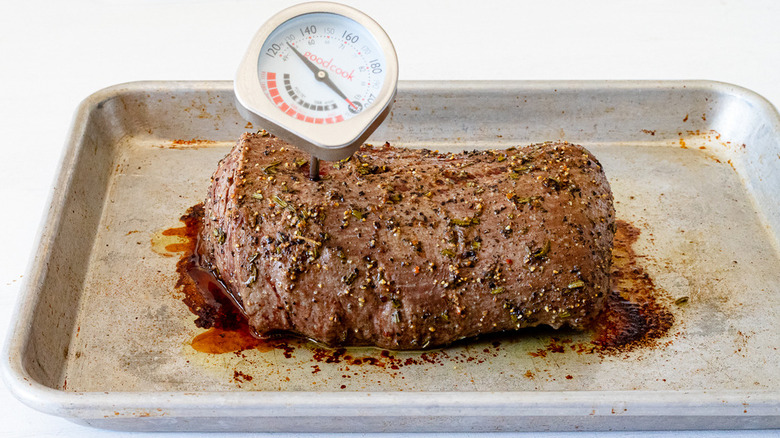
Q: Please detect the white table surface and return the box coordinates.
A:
[1,0,778,436]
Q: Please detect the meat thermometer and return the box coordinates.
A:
[235,2,398,180]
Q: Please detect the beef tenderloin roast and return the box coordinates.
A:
[198,132,614,349]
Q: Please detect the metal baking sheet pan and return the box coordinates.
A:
[2,80,779,432]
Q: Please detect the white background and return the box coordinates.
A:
[1,0,778,436]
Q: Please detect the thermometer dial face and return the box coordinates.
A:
[258,13,387,125]
[235,2,398,161]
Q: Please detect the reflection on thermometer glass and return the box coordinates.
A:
[257,13,387,125]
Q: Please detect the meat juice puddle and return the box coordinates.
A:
[160,205,673,362]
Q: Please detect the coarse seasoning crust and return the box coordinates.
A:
[199,132,615,349]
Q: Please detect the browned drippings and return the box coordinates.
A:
[592,220,673,350]
[191,327,262,354]
[168,207,671,357]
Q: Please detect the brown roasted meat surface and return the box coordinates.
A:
[199,132,615,349]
